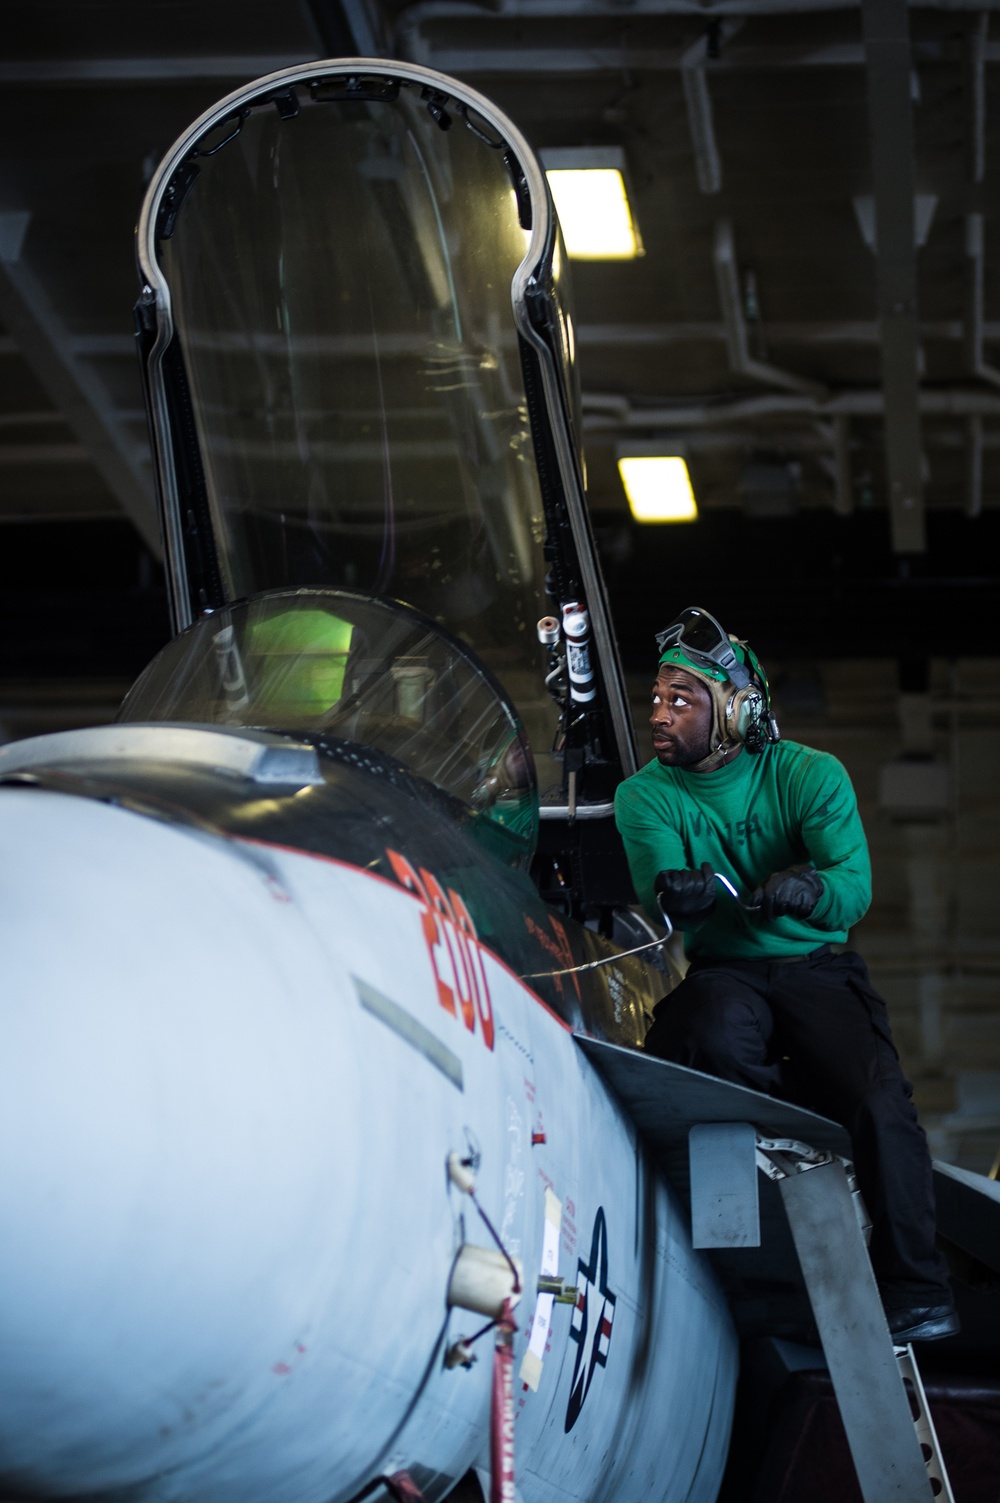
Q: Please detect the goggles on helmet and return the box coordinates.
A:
[655,606,751,690]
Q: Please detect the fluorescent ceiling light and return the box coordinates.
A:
[617,456,698,523]
[540,147,640,260]
[546,169,637,259]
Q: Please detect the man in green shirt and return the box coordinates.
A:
[614,606,956,1343]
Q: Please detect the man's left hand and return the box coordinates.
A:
[752,866,823,921]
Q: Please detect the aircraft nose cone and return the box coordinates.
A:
[0,789,364,1497]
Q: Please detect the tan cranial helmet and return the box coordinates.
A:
[655,606,780,769]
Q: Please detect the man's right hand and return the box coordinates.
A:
[654,862,717,923]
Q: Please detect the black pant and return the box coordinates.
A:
[644,948,950,1300]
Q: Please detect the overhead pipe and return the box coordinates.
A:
[680,27,736,195]
[862,0,925,553]
[962,18,999,402]
[968,10,989,185]
[394,0,1000,33]
[965,216,1000,389]
[966,413,983,517]
[392,0,996,62]
[40,318,1000,358]
[833,414,854,515]
[581,387,1000,428]
[0,212,161,556]
[712,221,828,399]
[577,318,995,346]
[589,417,1000,455]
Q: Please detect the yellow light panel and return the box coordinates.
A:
[545,168,638,259]
[618,457,698,522]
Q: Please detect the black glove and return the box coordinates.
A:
[654,861,717,924]
[751,866,823,922]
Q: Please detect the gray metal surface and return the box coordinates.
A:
[574,1036,852,1156]
[577,1037,950,1499]
[895,1344,956,1503]
[690,1121,761,1249]
[575,1037,851,1333]
[933,1160,1000,1275]
[0,724,325,787]
[779,1161,935,1502]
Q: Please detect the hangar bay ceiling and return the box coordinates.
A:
[0,0,999,667]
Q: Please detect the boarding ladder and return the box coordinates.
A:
[576,1038,955,1503]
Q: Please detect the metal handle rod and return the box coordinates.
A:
[521,923,673,981]
[713,871,762,911]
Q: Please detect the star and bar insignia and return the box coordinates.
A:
[564,1206,616,1432]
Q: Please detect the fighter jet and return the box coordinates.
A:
[0,59,743,1503]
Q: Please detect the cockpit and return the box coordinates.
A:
[119,587,539,855]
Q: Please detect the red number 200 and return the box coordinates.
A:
[386,849,495,1051]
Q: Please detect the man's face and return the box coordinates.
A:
[650,667,715,767]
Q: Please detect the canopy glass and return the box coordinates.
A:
[138,64,636,813]
[120,588,539,863]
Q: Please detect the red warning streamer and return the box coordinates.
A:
[490,1299,517,1503]
[384,1473,426,1503]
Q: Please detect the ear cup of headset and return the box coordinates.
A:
[726,687,764,747]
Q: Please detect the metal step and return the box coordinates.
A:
[576,1038,954,1503]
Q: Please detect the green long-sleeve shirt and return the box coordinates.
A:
[614,740,871,959]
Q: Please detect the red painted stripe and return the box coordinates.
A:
[235,835,574,1033]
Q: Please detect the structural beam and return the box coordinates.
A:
[577,318,979,346]
[1,30,989,87]
[680,31,724,194]
[306,0,389,59]
[0,213,161,554]
[396,15,1000,76]
[394,0,1000,18]
[0,55,321,85]
[967,9,989,185]
[582,387,1000,425]
[833,415,853,514]
[965,212,1000,388]
[394,41,865,75]
[862,0,925,552]
[5,319,990,361]
[49,318,998,356]
[0,443,90,465]
[966,413,983,517]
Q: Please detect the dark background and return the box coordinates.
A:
[0,0,998,1171]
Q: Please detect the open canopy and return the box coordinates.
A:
[136,59,637,813]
